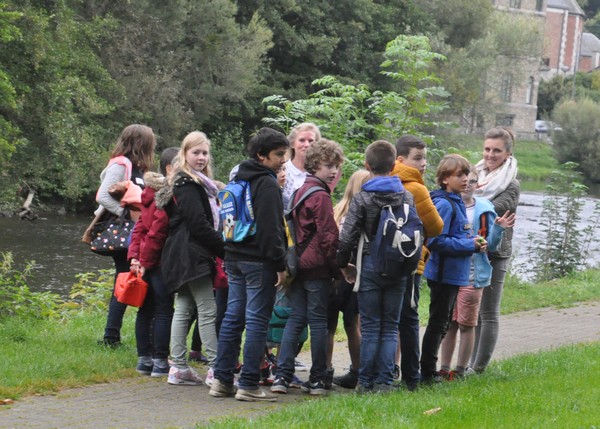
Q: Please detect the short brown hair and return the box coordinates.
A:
[365,140,396,175]
[395,135,426,158]
[305,139,344,174]
[435,154,471,188]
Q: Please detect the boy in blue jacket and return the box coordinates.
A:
[420,154,487,384]
[439,169,516,379]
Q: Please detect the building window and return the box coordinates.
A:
[500,73,513,102]
[496,114,515,127]
[509,0,521,8]
[526,76,534,105]
[536,0,544,11]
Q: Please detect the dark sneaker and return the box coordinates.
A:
[290,373,303,388]
[150,364,170,378]
[235,388,278,402]
[98,338,122,348]
[333,367,358,389]
[300,379,327,395]
[420,371,443,385]
[136,362,153,375]
[209,378,236,397]
[271,377,289,394]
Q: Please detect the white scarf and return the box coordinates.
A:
[191,169,220,230]
[474,156,518,200]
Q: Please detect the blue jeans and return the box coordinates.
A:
[358,257,406,387]
[420,279,459,377]
[214,260,277,390]
[135,267,174,359]
[276,278,331,382]
[399,274,421,387]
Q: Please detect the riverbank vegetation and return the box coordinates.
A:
[1,250,599,399]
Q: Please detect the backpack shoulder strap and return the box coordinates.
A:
[286,186,325,216]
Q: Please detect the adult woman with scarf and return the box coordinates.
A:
[469,127,520,373]
[161,131,225,385]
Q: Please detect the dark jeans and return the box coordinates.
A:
[399,274,421,386]
[215,287,228,338]
[214,260,277,390]
[135,267,174,359]
[420,279,459,377]
[104,252,130,342]
[276,278,331,382]
[358,256,406,387]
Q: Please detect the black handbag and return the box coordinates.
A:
[90,211,135,256]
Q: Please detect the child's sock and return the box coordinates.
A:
[152,358,169,369]
[138,356,153,366]
[454,365,466,376]
[440,365,451,372]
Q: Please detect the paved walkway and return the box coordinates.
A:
[1,302,599,429]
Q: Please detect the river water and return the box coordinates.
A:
[0,191,599,296]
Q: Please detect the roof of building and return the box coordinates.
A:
[547,0,585,15]
[580,32,600,56]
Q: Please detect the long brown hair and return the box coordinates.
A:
[110,124,156,172]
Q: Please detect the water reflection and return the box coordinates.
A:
[0,214,112,296]
[0,191,598,296]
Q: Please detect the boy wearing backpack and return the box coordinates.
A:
[209,128,289,402]
[271,138,344,396]
[390,135,443,390]
[420,154,487,384]
[337,140,419,393]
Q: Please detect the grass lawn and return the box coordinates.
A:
[204,342,600,429]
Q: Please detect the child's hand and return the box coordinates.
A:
[275,270,287,287]
[474,236,487,253]
[495,211,516,229]
[130,258,141,274]
[341,264,357,284]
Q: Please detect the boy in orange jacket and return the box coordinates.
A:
[390,135,443,390]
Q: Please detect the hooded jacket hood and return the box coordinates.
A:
[235,159,277,182]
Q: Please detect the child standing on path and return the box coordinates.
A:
[329,170,372,390]
[420,154,486,384]
[390,135,443,390]
[209,128,289,402]
[439,170,515,379]
[128,147,179,377]
[271,139,344,396]
[337,140,414,393]
[161,132,225,386]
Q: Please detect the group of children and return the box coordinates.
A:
[99,121,517,402]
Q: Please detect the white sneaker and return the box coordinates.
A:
[294,358,309,372]
[204,367,215,387]
[167,366,203,386]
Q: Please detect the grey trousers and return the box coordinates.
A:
[470,257,509,372]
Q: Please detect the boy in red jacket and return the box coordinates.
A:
[271,139,344,396]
